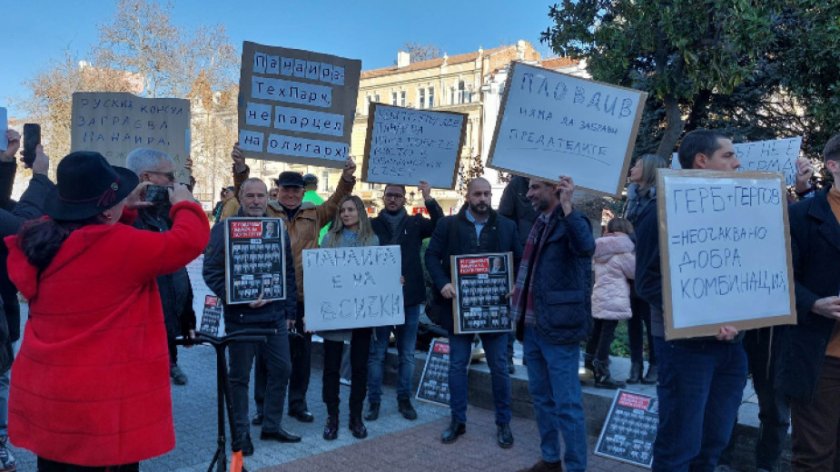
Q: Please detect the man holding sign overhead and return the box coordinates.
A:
[635,130,747,471]
[511,176,595,472]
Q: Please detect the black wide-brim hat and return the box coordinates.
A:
[45,151,140,221]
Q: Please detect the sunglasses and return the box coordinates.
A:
[146,170,176,181]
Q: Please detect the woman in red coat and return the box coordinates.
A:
[4,151,209,471]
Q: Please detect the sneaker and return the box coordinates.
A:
[339,377,352,386]
[170,364,188,386]
[0,436,15,472]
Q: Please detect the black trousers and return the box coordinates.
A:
[628,293,655,365]
[585,318,618,363]
[38,458,139,472]
[288,302,312,413]
[322,328,372,419]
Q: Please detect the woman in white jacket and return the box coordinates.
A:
[586,217,636,388]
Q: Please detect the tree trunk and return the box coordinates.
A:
[656,94,684,159]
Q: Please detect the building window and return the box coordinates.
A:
[458,80,466,104]
[373,93,380,103]
[418,88,426,109]
[391,91,398,105]
[428,87,434,108]
[400,91,406,107]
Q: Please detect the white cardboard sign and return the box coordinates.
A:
[657,170,796,339]
[362,103,466,189]
[487,62,647,196]
[303,245,404,331]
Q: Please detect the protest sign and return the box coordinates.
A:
[71,92,191,184]
[302,245,403,331]
[671,136,803,186]
[224,218,287,305]
[657,170,796,339]
[450,252,514,334]
[416,338,452,406]
[237,41,361,168]
[487,62,647,196]
[594,389,658,468]
[362,103,466,189]
[0,107,7,151]
[198,295,224,337]
[187,255,226,336]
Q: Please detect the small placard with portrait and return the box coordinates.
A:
[224,217,287,305]
[450,252,514,334]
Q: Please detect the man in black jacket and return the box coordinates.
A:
[777,133,840,469]
[364,180,443,422]
[203,177,299,456]
[126,148,196,386]
[425,177,522,448]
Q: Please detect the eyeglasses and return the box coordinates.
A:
[384,193,405,200]
[146,170,176,181]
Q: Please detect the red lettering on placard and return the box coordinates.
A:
[458,257,490,275]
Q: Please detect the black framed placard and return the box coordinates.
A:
[594,389,658,468]
[450,252,514,334]
[415,338,451,406]
[224,217,287,305]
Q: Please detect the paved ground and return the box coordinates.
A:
[9,340,648,471]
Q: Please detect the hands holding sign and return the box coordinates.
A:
[341,156,356,182]
[813,296,840,320]
[1,130,20,162]
[558,175,575,215]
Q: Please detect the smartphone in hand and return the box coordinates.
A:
[22,124,41,168]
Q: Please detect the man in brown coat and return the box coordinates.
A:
[220,143,356,423]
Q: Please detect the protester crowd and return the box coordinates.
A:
[0,126,836,472]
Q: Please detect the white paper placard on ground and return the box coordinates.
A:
[657,169,796,339]
[187,255,226,337]
[0,107,7,151]
[302,245,404,331]
[362,103,466,189]
[71,92,191,184]
[237,41,361,168]
[487,62,647,196]
[671,136,803,186]
[594,389,658,468]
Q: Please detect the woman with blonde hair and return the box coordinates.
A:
[319,195,378,441]
[623,154,668,384]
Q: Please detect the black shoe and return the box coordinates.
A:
[289,409,315,423]
[251,413,264,426]
[349,416,368,439]
[365,402,380,421]
[234,433,254,457]
[398,398,417,420]
[170,364,188,386]
[260,428,301,443]
[441,419,466,444]
[593,359,625,389]
[642,364,658,384]
[497,423,514,449]
[626,362,643,384]
[323,415,338,440]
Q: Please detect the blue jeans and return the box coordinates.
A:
[523,325,587,472]
[652,336,747,472]
[367,304,421,403]
[448,331,511,425]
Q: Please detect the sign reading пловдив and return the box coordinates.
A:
[362,103,466,189]
[238,41,361,168]
[657,170,796,340]
[487,62,647,196]
[302,245,404,331]
[71,92,191,185]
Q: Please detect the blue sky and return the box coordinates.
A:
[0,0,556,118]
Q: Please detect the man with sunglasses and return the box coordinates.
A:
[126,148,196,387]
[364,181,443,422]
